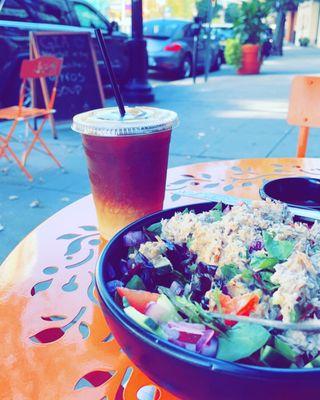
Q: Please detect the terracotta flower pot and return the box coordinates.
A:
[237,44,261,75]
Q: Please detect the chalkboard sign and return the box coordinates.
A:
[30,31,104,121]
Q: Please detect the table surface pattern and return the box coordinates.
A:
[1,158,320,400]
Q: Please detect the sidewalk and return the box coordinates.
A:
[1,45,320,261]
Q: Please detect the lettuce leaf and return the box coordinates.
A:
[250,256,278,271]
[221,264,240,280]
[263,232,294,261]
[217,322,270,362]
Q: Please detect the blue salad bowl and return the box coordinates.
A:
[260,177,320,209]
[96,202,320,400]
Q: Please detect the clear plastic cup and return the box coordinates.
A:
[72,106,178,240]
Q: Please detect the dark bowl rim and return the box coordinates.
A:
[95,201,320,377]
[260,176,320,209]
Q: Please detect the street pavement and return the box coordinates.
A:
[1,45,320,262]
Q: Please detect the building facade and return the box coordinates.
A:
[286,0,320,47]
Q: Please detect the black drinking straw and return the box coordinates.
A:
[95,29,126,117]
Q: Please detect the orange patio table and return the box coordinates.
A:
[1,158,320,400]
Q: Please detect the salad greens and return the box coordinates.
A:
[250,256,278,272]
[262,232,295,261]
[217,323,270,362]
[221,264,240,280]
[159,286,225,334]
[147,222,162,235]
[107,202,320,369]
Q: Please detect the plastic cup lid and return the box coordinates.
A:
[72,106,179,136]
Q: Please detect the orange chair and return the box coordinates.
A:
[0,56,63,180]
[287,76,320,157]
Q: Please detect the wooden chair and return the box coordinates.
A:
[0,56,63,180]
[287,76,320,157]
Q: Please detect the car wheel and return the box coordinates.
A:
[211,53,222,71]
[178,54,192,79]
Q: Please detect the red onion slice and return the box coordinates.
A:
[196,329,215,352]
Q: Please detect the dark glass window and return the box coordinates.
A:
[0,0,32,22]
[143,20,186,39]
[26,0,71,25]
[184,24,195,38]
[73,2,109,30]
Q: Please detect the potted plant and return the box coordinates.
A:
[226,0,270,74]
[299,37,310,47]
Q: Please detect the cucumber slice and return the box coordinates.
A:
[275,337,298,362]
[157,294,182,322]
[122,297,130,308]
[305,355,320,368]
[124,306,165,337]
[154,257,173,275]
[145,317,160,331]
[260,345,291,368]
[311,355,320,367]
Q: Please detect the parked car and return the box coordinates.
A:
[143,19,221,79]
[211,23,235,63]
[0,0,129,108]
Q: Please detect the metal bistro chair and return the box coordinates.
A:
[287,76,320,157]
[0,56,63,180]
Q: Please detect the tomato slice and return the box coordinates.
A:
[218,293,259,326]
[117,287,160,313]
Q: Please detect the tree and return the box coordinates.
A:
[166,0,195,19]
[266,0,304,55]
[196,0,222,22]
[224,3,240,24]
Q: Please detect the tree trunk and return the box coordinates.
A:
[273,10,286,56]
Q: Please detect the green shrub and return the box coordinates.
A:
[299,37,310,47]
[225,38,242,68]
